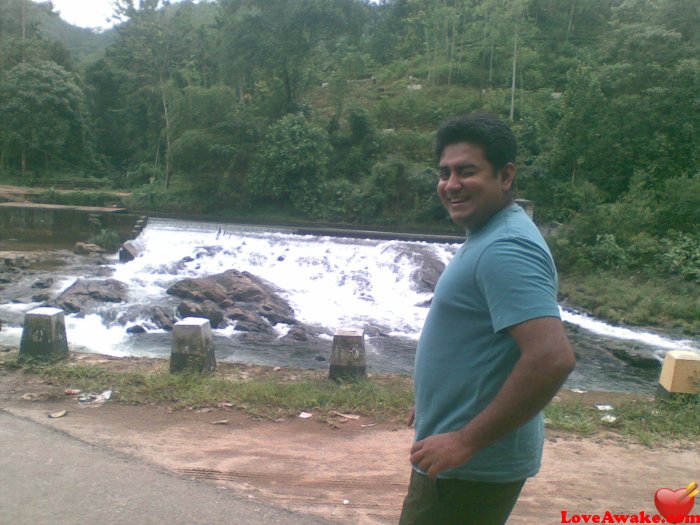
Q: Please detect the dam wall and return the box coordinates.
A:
[0,202,145,243]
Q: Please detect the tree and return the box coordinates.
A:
[218,0,353,115]
[106,0,197,188]
[0,60,90,175]
[249,114,330,214]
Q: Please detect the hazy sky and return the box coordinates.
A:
[42,0,117,30]
[38,0,209,31]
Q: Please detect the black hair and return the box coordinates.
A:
[434,112,517,173]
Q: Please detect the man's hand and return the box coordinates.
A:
[410,431,475,480]
[407,405,415,427]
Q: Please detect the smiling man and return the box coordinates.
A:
[400,112,576,524]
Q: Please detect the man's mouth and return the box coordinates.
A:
[448,197,469,205]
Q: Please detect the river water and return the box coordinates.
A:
[1,218,698,393]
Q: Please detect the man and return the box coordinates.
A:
[400,112,576,524]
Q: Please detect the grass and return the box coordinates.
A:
[16,359,414,423]
[559,271,700,336]
[545,395,700,446]
[4,356,699,445]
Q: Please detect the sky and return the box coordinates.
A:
[39,0,209,31]
[43,0,118,30]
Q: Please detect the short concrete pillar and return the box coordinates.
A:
[657,350,700,398]
[329,329,366,381]
[19,307,69,361]
[170,317,216,373]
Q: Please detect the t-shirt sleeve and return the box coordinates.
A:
[475,238,561,333]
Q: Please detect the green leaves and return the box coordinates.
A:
[249,114,330,214]
[0,60,90,173]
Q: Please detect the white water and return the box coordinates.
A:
[1,218,698,390]
[108,219,454,339]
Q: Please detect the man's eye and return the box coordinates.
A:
[438,169,450,180]
[456,167,475,177]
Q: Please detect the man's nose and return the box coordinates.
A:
[444,170,461,191]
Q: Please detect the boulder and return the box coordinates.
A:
[52,278,129,314]
[166,269,298,335]
[150,306,175,331]
[226,307,273,334]
[611,347,662,369]
[31,277,54,289]
[176,299,225,329]
[407,246,446,294]
[73,242,105,255]
[119,240,140,262]
[0,252,33,269]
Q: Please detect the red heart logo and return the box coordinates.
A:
[654,488,695,524]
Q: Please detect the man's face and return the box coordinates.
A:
[437,142,514,231]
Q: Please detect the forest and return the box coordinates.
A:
[0,0,698,333]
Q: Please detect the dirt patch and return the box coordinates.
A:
[1,352,698,524]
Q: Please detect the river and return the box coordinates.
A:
[1,218,698,393]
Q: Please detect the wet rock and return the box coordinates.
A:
[73,242,105,255]
[1,252,33,269]
[611,347,662,369]
[176,299,225,329]
[227,308,273,334]
[407,246,446,294]
[150,306,175,331]
[167,269,297,335]
[31,293,50,303]
[52,278,129,314]
[281,326,310,342]
[31,277,54,289]
[167,277,229,304]
[126,325,146,334]
[119,240,140,262]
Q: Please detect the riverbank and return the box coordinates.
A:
[1,351,698,524]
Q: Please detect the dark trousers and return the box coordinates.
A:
[399,469,526,525]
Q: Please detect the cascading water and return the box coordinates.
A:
[1,218,698,393]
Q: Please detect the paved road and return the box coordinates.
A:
[0,410,331,525]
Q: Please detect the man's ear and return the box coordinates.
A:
[499,163,516,192]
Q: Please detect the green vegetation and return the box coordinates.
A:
[6,356,698,445]
[545,395,700,446]
[27,360,414,422]
[1,0,699,330]
[88,229,122,252]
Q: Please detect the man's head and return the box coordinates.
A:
[435,112,517,172]
[435,112,517,231]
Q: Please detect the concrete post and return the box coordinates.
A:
[19,307,69,361]
[170,317,216,373]
[329,329,366,381]
[657,350,700,398]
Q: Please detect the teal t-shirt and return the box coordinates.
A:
[413,204,561,482]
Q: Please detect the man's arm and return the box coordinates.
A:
[410,316,575,480]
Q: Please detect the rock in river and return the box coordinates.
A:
[52,278,129,314]
[166,269,298,335]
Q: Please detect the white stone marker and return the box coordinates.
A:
[170,317,216,373]
[329,329,366,381]
[19,307,69,361]
[657,350,700,398]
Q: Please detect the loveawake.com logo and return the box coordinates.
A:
[560,481,699,524]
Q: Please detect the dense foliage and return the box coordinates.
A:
[1,0,699,326]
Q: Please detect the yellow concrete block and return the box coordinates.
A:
[658,351,700,394]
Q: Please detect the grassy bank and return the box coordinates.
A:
[4,354,698,446]
[559,271,700,336]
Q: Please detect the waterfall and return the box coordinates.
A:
[1,217,698,392]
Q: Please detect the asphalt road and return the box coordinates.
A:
[0,410,332,525]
